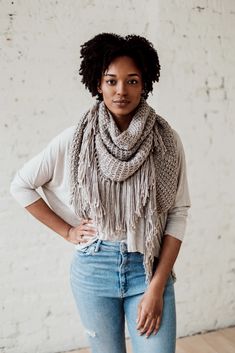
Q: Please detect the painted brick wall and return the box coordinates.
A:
[1,1,235,352]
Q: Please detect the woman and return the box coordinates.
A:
[10,33,191,353]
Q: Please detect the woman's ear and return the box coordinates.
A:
[141,82,147,97]
[97,81,102,94]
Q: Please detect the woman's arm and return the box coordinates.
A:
[10,126,96,243]
[25,198,96,244]
[25,198,71,239]
[136,234,182,338]
[148,234,182,294]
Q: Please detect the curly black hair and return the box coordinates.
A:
[79,33,161,100]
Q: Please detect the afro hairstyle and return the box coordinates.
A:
[79,32,161,100]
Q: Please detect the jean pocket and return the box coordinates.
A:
[76,238,98,254]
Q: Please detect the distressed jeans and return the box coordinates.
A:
[70,239,176,353]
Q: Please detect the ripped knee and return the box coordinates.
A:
[85,328,96,338]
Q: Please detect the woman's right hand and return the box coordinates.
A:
[66,219,97,244]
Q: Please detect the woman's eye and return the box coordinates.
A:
[105,79,139,86]
[106,80,116,85]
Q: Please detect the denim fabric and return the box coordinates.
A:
[70,239,176,353]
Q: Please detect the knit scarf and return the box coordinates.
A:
[69,97,179,285]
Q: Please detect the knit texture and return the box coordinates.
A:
[69,97,179,285]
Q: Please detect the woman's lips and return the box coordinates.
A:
[113,100,130,107]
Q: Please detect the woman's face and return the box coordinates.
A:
[98,56,143,120]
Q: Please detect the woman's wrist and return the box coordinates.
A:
[148,278,165,296]
[63,225,73,240]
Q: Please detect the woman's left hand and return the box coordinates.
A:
[136,288,164,338]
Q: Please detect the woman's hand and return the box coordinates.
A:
[66,219,97,244]
[136,288,164,338]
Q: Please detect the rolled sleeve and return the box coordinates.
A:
[10,146,55,207]
[9,129,63,208]
[164,129,191,241]
[10,126,75,208]
[10,173,42,207]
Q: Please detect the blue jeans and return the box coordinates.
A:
[70,239,176,353]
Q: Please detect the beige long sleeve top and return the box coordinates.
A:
[10,125,191,255]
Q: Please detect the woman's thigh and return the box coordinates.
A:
[70,249,127,353]
[124,277,176,353]
[71,292,127,353]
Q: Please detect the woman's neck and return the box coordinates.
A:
[111,114,133,132]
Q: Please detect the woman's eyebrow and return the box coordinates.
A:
[104,73,140,77]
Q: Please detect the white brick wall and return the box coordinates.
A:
[1,1,235,352]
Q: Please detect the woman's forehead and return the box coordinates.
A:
[104,56,142,75]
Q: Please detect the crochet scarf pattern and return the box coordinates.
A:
[69,97,179,285]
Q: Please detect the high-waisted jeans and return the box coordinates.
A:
[70,238,176,353]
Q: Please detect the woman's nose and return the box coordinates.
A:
[116,82,127,95]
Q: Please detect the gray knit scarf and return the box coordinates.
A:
[69,97,179,285]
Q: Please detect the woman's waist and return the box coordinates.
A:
[75,235,128,251]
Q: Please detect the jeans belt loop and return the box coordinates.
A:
[94,239,102,252]
[120,240,127,253]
